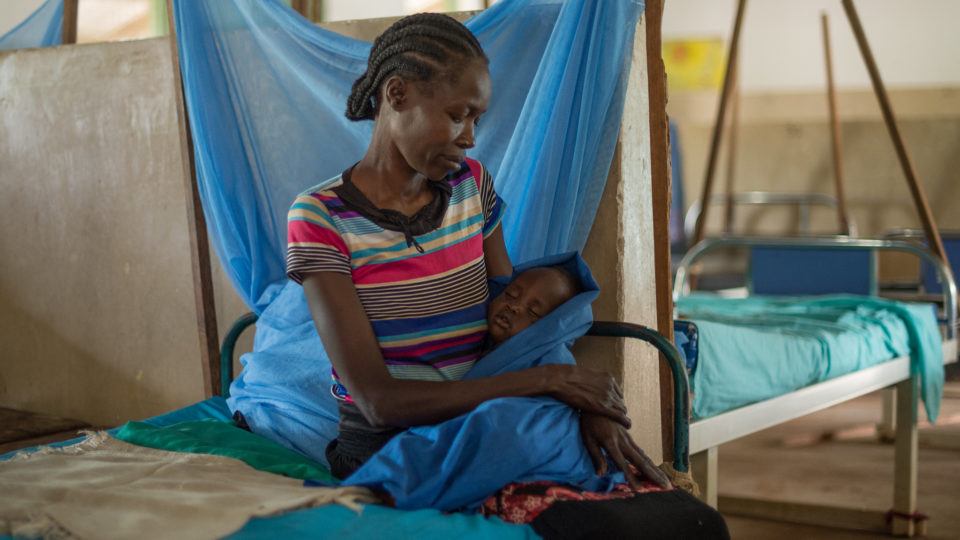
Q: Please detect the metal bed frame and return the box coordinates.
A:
[882,228,960,293]
[219,316,695,476]
[674,235,958,536]
[683,192,859,242]
[884,228,960,243]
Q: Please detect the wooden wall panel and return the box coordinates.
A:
[0,39,204,424]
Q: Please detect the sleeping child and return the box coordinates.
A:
[343,252,672,512]
[486,265,579,347]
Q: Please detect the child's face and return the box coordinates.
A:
[487,268,576,345]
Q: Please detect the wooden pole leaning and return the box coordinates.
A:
[841,0,946,261]
[691,0,747,246]
[166,1,222,398]
[644,0,677,466]
[821,13,851,236]
[722,66,740,235]
[62,0,79,44]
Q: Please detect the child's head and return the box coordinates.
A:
[346,14,490,182]
[487,266,579,345]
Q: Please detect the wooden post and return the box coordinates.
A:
[691,0,747,246]
[166,1,222,398]
[821,13,851,236]
[291,0,323,22]
[722,66,739,235]
[62,0,79,44]
[644,0,675,465]
[841,0,947,262]
[291,0,307,17]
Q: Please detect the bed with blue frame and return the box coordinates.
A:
[672,235,958,536]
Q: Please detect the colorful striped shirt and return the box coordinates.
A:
[286,158,504,398]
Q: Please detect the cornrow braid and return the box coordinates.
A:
[346,13,488,121]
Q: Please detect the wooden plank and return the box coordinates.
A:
[166,2,222,398]
[841,0,947,264]
[643,0,676,467]
[0,428,94,455]
[691,0,747,246]
[821,12,852,236]
[718,496,891,534]
[0,408,87,444]
[62,0,79,45]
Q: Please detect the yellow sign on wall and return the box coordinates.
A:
[663,38,726,92]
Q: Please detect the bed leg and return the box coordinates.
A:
[891,377,919,537]
[878,387,897,443]
[691,447,718,508]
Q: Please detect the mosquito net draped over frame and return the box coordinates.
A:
[0,0,63,51]
[171,0,645,311]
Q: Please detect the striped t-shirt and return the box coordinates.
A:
[286,158,504,399]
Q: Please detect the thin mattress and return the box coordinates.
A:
[1,398,535,540]
[675,294,944,420]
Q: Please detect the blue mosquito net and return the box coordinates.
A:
[171,0,645,312]
[0,0,63,51]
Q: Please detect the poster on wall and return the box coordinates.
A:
[663,38,725,92]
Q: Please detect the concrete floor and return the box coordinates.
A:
[718,382,960,539]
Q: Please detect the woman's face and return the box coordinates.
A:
[384,61,491,181]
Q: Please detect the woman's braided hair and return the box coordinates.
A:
[346,13,488,121]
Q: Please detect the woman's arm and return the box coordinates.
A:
[302,271,628,429]
[579,413,671,489]
[483,225,512,278]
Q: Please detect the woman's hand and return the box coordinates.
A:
[579,412,672,490]
[543,365,631,428]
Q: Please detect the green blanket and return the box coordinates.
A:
[676,294,944,421]
[115,419,337,484]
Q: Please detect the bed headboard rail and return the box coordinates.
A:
[673,236,957,339]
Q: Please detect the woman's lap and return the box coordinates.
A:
[535,489,729,539]
[484,481,728,539]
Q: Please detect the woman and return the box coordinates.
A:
[286,13,729,538]
[287,12,661,487]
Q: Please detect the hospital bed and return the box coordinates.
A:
[878,229,960,439]
[674,235,958,536]
[3,319,694,539]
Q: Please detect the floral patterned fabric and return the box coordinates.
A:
[480,480,669,525]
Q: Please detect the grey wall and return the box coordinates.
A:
[671,88,960,280]
[663,0,960,91]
